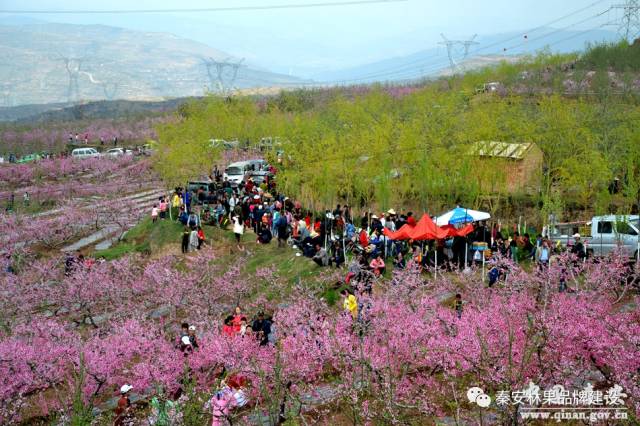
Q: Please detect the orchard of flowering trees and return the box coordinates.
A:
[0,244,638,424]
[0,116,166,156]
[0,156,158,255]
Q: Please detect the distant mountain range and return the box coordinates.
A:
[310,28,620,83]
[0,98,200,123]
[0,18,622,107]
[0,22,310,106]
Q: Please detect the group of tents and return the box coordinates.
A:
[383,207,490,241]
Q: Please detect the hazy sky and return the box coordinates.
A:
[0,0,620,73]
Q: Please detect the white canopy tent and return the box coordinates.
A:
[435,207,491,226]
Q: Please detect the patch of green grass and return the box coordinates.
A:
[94,218,183,259]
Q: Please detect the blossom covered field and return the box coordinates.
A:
[0,117,165,156]
[1,200,639,425]
[0,157,639,425]
[0,157,159,253]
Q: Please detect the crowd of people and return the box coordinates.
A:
[113,162,608,424]
[160,163,596,289]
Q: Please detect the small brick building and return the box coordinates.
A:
[470,141,543,194]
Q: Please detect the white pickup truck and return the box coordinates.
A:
[549,215,639,259]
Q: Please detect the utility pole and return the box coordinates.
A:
[203,58,245,96]
[439,34,479,75]
[611,0,640,42]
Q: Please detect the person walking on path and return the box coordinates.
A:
[233,215,245,251]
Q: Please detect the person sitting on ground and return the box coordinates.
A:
[330,239,345,268]
[251,312,272,346]
[358,228,369,247]
[312,244,329,267]
[257,224,273,244]
[345,256,362,284]
[222,315,236,337]
[179,322,189,339]
[239,317,250,337]
[231,306,243,333]
[369,253,386,276]
[296,221,310,244]
[180,335,193,355]
[188,325,199,349]
[393,250,406,269]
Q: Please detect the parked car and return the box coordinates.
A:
[186,180,219,202]
[258,137,285,151]
[550,215,639,259]
[223,159,267,186]
[106,147,133,157]
[17,153,43,163]
[209,139,240,150]
[71,148,100,159]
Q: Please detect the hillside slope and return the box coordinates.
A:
[0,23,310,106]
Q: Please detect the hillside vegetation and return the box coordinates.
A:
[578,39,640,71]
[155,45,640,224]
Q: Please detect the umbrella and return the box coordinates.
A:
[436,207,490,226]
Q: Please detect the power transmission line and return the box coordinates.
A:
[610,0,640,41]
[0,0,406,14]
[311,2,614,85]
[502,7,613,52]
[309,6,615,85]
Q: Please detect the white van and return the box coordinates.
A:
[71,148,100,159]
[223,159,267,186]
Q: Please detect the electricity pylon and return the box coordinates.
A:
[203,58,245,95]
[611,0,640,42]
[101,82,118,100]
[59,56,84,103]
[439,34,479,74]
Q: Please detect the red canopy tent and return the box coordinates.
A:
[385,215,475,240]
[383,223,414,239]
[406,214,446,240]
[440,223,475,238]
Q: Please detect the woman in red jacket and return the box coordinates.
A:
[222,315,235,337]
[231,306,243,333]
